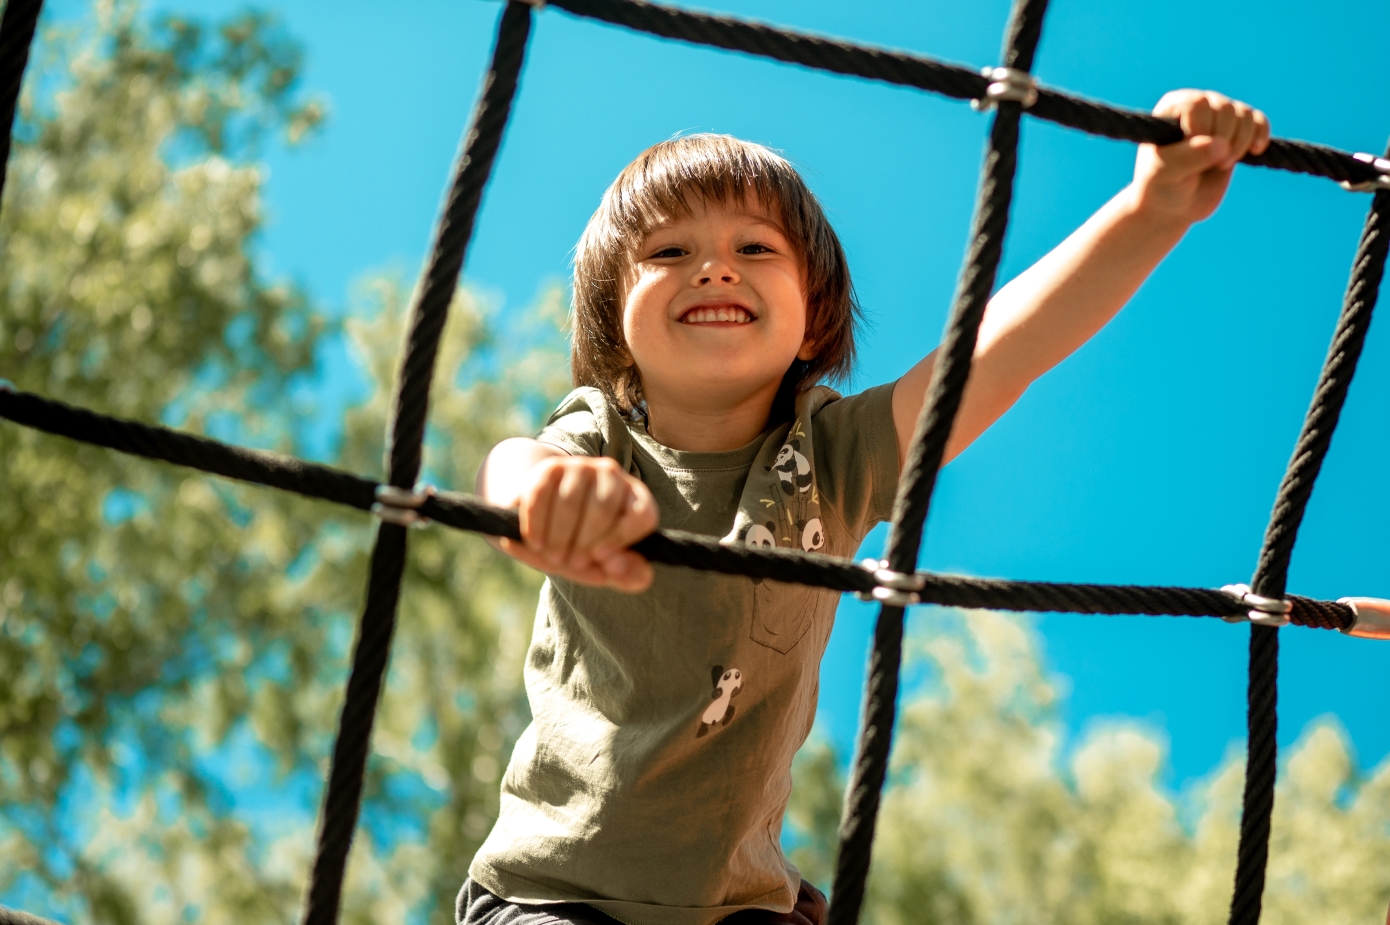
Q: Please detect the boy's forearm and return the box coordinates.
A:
[894,185,1194,467]
[975,183,1190,396]
[476,437,568,507]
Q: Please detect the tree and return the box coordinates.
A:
[787,610,1390,924]
[7,4,1389,924]
[0,3,566,922]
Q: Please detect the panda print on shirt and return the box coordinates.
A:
[739,417,825,655]
[696,666,743,737]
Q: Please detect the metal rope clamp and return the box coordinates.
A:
[855,559,926,607]
[1339,153,1390,193]
[371,483,435,528]
[1220,583,1292,627]
[972,67,1039,111]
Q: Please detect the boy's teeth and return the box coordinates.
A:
[685,307,751,323]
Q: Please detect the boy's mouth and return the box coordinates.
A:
[678,304,755,324]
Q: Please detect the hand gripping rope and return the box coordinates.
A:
[0,1,1387,924]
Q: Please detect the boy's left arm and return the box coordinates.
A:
[892,90,1271,467]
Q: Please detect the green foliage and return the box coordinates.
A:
[0,3,566,922]
[787,611,1390,924]
[5,4,1389,924]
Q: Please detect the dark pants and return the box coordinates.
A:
[456,879,827,925]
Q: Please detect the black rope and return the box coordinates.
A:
[1226,146,1390,925]
[546,0,1382,190]
[826,2,1049,922]
[0,0,42,208]
[0,0,1385,921]
[298,5,532,925]
[0,385,1361,629]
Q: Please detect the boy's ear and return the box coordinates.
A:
[796,334,817,362]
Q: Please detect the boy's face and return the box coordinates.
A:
[622,195,814,418]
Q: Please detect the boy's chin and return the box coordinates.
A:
[645,365,790,407]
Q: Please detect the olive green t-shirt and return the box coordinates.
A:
[469,382,900,925]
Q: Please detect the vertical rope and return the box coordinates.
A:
[0,0,44,210]
[825,3,1050,922]
[298,6,533,924]
[1228,145,1390,925]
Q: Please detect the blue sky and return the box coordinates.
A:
[98,0,1390,789]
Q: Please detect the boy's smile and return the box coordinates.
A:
[621,195,815,449]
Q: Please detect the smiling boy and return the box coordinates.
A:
[459,91,1270,925]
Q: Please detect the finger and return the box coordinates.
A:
[519,461,563,552]
[1230,103,1257,164]
[1209,94,1237,144]
[1152,88,1199,121]
[545,463,594,564]
[569,463,629,563]
[509,536,616,585]
[1181,93,1215,138]
[1155,133,1228,178]
[1251,108,1272,155]
[599,550,654,593]
[604,481,660,554]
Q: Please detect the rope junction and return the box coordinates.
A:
[1,0,1387,923]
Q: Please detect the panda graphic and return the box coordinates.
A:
[773,440,814,495]
[697,666,743,737]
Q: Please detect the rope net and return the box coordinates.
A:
[0,0,1386,923]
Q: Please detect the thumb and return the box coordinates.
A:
[1159,134,1230,177]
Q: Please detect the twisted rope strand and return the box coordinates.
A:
[0,386,1359,625]
[826,3,1050,922]
[0,0,42,208]
[1227,153,1390,925]
[299,6,533,925]
[546,0,1381,188]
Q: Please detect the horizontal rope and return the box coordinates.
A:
[0,387,1355,629]
[546,0,1381,189]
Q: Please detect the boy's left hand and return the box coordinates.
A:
[1133,90,1271,226]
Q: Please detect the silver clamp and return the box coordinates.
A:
[513,0,545,7]
[1220,583,1292,627]
[371,483,435,528]
[855,559,926,607]
[972,67,1039,111]
[1339,153,1390,193]
[1336,597,1390,641]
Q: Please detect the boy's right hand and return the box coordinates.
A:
[499,454,659,593]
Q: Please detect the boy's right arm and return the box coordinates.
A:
[477,438,659,592]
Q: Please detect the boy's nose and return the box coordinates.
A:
[696,261,738,285]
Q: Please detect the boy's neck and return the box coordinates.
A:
[642,380,781,453]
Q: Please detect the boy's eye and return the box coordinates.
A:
[648,246,686,259]
[738,243,774,255]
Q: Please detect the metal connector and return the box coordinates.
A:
[1220,583,1292,627]
[855,559,926,607]
[371,483,435,528]
[1337,597,1390,640]
[1339,153,1390,193]
[972,67,1039,111]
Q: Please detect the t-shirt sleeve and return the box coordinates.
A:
[534,387,634,467]
[537,410,602,458]
[810,381,900,543]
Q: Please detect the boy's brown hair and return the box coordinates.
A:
[571,134,860,414]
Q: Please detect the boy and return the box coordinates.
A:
[460,91,1270,925]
